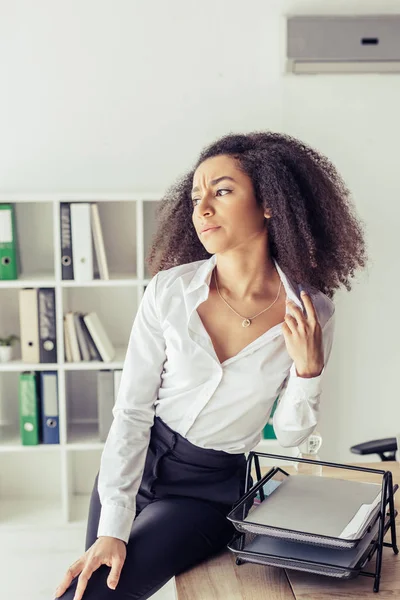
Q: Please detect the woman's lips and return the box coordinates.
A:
[201,226,220,235]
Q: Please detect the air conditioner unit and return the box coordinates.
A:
[286,14,400,74]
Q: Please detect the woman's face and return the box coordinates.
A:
[191,154,269,254]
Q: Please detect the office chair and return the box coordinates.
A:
[350,436,399,462]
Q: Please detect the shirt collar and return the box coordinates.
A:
[186,254,304,310]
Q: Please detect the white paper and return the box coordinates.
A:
[339,492,381,539]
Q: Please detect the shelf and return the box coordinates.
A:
[0,498,64,530]
[0,424,60,452]
[0,360,59,372]
[61,274,140,287]
[64,346,126,370]
[67,422,104,450]
[0,272,56,288]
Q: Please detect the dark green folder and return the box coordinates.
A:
[18,371,40,445]
[263,396,279,439]
[0,203,18,280]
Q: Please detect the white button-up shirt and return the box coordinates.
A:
[98,253,335,542]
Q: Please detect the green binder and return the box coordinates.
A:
[0,203,18,280]
[263,396,279,439]
[18,371,40,445]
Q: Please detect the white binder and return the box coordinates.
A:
[83,312,116,362]
[19,289,40,363]
[74,312,91,361]
[65,311,81,363]
[70,203,93,282]
[91,203,109,280]
[63,316,72,362]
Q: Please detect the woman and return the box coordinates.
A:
[55,131,367,600]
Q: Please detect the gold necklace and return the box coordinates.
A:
[213,269,282,328]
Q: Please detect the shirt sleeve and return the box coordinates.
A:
[272,309,335,448]
[97,271,167,543]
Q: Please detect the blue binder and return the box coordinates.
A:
[39,371,59,444]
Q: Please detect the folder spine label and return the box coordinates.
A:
[38,288,57,363]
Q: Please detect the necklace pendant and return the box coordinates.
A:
[242,318,251,328]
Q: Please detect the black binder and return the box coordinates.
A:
[38,287,57,363]
[60,202,74,280]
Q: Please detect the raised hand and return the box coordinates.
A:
[283,291,324,378]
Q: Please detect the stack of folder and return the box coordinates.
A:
[60,202,109,282]
[227,466,398,581]
[63,311,116,362]
[18,371,59,445]
[0,202,109,282]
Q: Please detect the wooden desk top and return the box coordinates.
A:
[175,461,399,600]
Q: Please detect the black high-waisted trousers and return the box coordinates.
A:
[57,416,251,599]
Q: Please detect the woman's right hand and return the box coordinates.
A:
[55,536,127,600]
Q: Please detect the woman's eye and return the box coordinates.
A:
[192,189,230,206]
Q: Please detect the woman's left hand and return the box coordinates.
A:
[282,292,324,378]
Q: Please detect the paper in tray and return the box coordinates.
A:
[227,468,384,549]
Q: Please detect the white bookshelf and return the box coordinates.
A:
[0,194,156,528]
[0,193,295,529]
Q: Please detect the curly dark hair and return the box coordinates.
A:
[145,131,368,299]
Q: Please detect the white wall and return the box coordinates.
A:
[1,0,399,462]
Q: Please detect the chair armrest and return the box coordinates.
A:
[350,437,397,461]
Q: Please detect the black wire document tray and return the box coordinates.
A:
[227,511,397,580]
[228,469,385,549]
[225,451,399,593]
